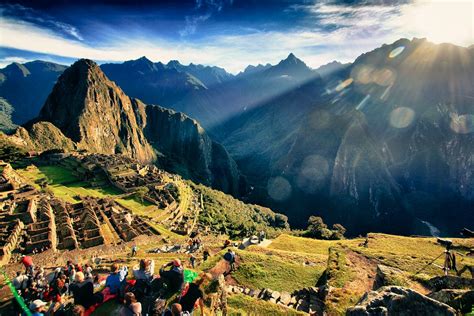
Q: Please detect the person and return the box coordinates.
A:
[190,255,196,269]
[159,259,184,293]
[12,271,28,292]
[163,303,189,316]
[131,245,138,257]
[29,299,47,316]
[69,271,95,309]
[223,240,231,249]
[259,230,265,243]
[223,249,236,272]
[72,305,85,316]
[105,263,128,295]
[203,249,210,262]
[84,264,93,280]
[20,255,34,275]
[50,276,68,302]
[120,292,142,316]
[132,259,154,300]
[179,275,207,315]
[133,259,154,281]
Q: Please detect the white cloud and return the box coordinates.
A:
[0,56,31,68]
[1,0,472,73]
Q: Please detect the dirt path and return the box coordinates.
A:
[344,250,378,293]
[208,258,241,286]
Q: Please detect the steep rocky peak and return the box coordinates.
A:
[279,53,306,67]
[3,62,31,78]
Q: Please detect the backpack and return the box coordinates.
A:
[223,252,234,262]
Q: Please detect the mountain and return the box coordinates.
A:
[237,63,272,77]
[315,61,351,78]
[17,59,242,195]
[166,60,234,87]
[35,59,155,163]
[144,105,244,195]
[172,53,320,128]
[101,57,208,106]
[0,61,67,124]
[215,38,474,236]
[0,98,17,132]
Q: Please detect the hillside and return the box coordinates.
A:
[16,59,242,196]
[214,38,474,236]
[0,61,67,124]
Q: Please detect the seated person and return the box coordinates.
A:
[69,272,95,309]
[29,299,47,316]
[120,292,142,316]
[105,263,128,295]
[159,259,184,293]
[179,275,207,315]
[133,259,155,281]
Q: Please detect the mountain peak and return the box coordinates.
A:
[281,53,303,65]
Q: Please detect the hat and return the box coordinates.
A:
[29,299,46,310]
[173,259,182,267]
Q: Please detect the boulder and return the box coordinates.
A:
[374,264,407,289]
[426,276,474,292]
[428,289,474,314]
[279,291,292,305]
[346,286,456,316]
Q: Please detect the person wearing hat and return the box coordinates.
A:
[29,299,47,316]
[179,274,210,315]
[159,259,184,293]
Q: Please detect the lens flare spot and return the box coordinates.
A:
[335,78,354,92]
[267,176,292,201]
[389,46,405,58]
[373,68,396,86]
[450,114,474,134]
[389,107,415,128]
[353,66,374,84]
[296,155,329,194]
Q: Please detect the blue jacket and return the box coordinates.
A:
[105,267,128,294]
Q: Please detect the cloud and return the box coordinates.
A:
[0,56,31,68]
[1,3,84,41]
[180,0,233,36]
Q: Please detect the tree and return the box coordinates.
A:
[134,186,149,203]
[330,223,346,240]
[307,216,332,239]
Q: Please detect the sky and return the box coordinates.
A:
[0,0,473,73]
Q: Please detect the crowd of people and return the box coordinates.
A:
[9,254,213,316]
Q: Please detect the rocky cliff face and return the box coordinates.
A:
[0,61,66,124]
[145,105,243,195]
[216,39,473,235]
[37,59,155,163]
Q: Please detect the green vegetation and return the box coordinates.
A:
[268,234,362,255]
[305,216,346,240]
[228,294,306,316]
[194,183,289,238]
[0,98,17,133]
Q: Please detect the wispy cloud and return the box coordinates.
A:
[180,0,233,36]
[0,56,31,68]
[1,4,84,41]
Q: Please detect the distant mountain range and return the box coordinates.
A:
[12,59,243,196]
[1,38,473,236]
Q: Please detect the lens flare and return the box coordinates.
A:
[389,107,415,128]
[267,176,292,201]
[296,155,329,194]
[373,68,396,86]
[450,114,474,134]
[389,46,405,58]
[335,78,354,92]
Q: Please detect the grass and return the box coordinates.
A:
[228,294,306,316]
[269,234,362,255]
[233,249,323,293]
[354,233,474,277]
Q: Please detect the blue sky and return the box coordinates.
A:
[1,0,473,72]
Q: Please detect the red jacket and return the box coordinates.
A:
[21,256,33,267]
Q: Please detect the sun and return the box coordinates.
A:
[400,0,474,46]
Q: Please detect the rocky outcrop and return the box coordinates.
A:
[428,289,474,314]
[145,105,243,195]
[14,122,75,152]
[373,264,408,290]
[425,275,474,292]
[37,59,155,163]
[347,286,456,316]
